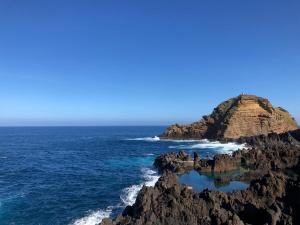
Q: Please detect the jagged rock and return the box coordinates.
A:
[155,150,241,173]
[193,152,200,162]
[213,154,239,172]
[100,130,300,225]
[154,151,194,174]
[100,171,300,225]
[160,95,298,139]
[155,130,300,176]
[178,150,190,160]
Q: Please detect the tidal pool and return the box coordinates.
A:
[179,170,249,192]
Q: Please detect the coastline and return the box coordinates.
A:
[100,129,300,225]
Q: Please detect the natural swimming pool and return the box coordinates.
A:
[179,170,249,192]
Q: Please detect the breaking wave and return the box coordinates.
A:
[72,208,112,225]
[128,136,202,143]
[71,168,159,225]
[169,140,247,154]
[120,168,159,206]
[128,136,160,141]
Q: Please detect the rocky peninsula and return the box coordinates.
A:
[100,95,300,225]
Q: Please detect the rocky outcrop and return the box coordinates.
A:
[155,130,300,176]
[154,151,194,174]
[101,171,300,225]
[154,151,242,173]
[237,129,300,149]
[100,130,300,225]
[160,95,298,140]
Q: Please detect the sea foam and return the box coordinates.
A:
[128,136,160,141]
[169,141,247,154]
[72,208,112,225]
[130,136,246,154]
[128,136,202,143]
[72,168,159,225]
[120,168,159,206]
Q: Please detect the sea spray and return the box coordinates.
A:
[72,209,112,225]
[127,136,160,141]
[120,168,159,206]
[169,141,247,154]
[130,136,247,154]
[72,167,160,225]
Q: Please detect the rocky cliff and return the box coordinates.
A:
[160,94,298,139]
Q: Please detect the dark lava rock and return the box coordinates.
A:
[155,130,300,176]
[100,170,300,225]
[154,151,194,174]
[100,130,300,225]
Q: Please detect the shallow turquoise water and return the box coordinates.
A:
[179,170,249,192]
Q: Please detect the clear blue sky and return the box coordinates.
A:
[0,0,299,126]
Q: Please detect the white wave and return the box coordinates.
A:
[71,168,159,225]
[120,168,159,206]
[142,168,160,187]
[72,208,112,225]
[128,136,207,143]
[128,136,160,141]
[169,141,247,154]
[162,139,204,143]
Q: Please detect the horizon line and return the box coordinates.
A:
[0,124,171,127]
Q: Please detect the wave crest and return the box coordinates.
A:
[72,208,112,225]
[127,136,160,141]
[169,140,247,154]
[120,168,159,206]
[71,167,159,225]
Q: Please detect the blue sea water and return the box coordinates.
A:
[0,126,247,225]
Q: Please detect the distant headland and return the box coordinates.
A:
[160,94,298,140]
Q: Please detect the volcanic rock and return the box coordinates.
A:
[155,130,300,175]
[100,130,300,225]
[160,94,298,140]
[100,171,300,225]
[154,151,194,174]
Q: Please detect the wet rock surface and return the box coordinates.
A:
[100,130,300,225]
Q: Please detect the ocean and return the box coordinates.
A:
[0,126,246,225]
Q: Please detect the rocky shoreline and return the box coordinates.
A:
[155,130,300,175]
[100,95,299,225]
[100,129,300,225]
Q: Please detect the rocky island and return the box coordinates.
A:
[100,95,300,225]
[160,94,298,140]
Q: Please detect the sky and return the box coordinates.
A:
[0,0,299,126]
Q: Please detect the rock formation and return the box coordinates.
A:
[99,95,300,225]
[100,130,300,225]
[155,130,300,176]
[160,94,298,140]
[101,172,300,225]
